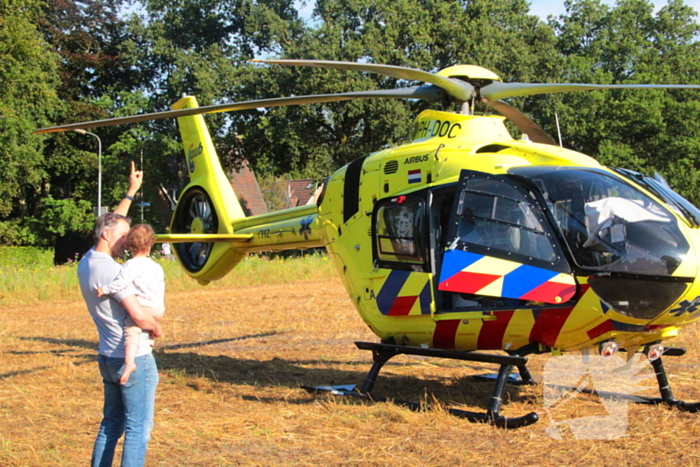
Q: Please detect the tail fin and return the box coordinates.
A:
[168,96,247,284]
[173,96,245,220]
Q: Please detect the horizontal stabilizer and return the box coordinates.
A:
[156,233,253,243]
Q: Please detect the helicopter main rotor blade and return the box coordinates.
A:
[34,86,444,134]
[483,99,557,146]
[481,81,700,101]
[254,59,475,101]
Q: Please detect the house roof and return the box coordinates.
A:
[288,179,315,207]
[229,160,268,216]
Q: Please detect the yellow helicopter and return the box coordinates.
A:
[36,59,700,428]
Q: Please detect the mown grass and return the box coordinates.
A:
[0,253,335,305]
[3,256,700,466]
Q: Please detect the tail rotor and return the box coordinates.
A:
[171,187,219,272]
[168,96,247,284]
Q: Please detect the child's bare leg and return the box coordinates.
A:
[121,326,141,385]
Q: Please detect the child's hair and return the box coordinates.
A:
[126,224,156,255]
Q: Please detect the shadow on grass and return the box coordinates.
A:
[11,337,98,369]
[14,333,535,414]
[158,332,283,351]
[1,367,53,379]
[16,336,97,351]
[154,347,536,414]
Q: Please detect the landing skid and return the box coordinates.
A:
[305,342,539,429]
[565,347,700,412]
[304,344,700,428]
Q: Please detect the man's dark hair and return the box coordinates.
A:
[93,213,132,244]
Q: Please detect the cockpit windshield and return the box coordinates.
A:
[509,167,690,276]
[612,167,700,227]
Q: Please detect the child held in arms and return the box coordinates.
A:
[97,224,165,384]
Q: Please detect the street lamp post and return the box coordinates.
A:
[73,129,103,216]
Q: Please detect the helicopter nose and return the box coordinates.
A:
[588,275,688,322]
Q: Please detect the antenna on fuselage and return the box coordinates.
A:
[555,112,563,148]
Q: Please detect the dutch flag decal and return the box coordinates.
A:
[408,169,421,184]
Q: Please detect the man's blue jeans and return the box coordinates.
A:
[92,354,159,467]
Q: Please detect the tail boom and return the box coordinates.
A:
[232,205,324,253]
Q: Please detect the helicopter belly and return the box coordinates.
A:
[432,310,536,351]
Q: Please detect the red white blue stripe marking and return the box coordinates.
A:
[438,249,576,305]
[376,270,432,315]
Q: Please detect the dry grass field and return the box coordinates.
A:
[3,258,700,466]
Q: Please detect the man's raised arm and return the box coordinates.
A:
[114,161,143,217]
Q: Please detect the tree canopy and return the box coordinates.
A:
[0,0,60,244]
[2,0,700,249]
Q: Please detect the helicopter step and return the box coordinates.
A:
[305,342,539,429]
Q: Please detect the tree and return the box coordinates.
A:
[0,0,60,244]
[231,0,560,180]
[92,0,308,196]
[36,0,143,206]
[547,0,700,204]
[38,0,140,100]
[8,0,700,250]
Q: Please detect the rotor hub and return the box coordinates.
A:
[437,65,501,82]
[191,217,205,234]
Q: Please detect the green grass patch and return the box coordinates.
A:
[0,252,336,305]
[0,246,54,269]
[162,252,335,292]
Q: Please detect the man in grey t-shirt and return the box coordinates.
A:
[78,163,163,467]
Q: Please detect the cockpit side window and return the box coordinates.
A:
[373,196,428,271]
[445,173,567,272]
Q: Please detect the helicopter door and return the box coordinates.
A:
[370,194,433,316]
[438,170,575,307]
